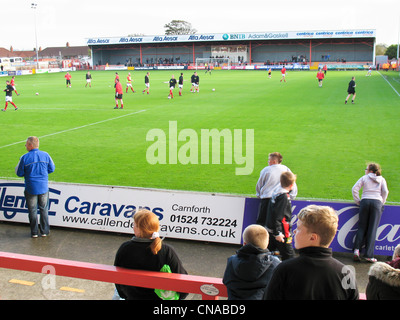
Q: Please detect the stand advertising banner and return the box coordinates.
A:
[243,198,400,256]
[1,180,399,255]
[0,181,244,245]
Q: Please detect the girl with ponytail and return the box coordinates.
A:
[114,209,188,300]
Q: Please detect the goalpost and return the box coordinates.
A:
[195,57,231,70]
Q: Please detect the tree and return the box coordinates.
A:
[385,44,399,60]
[375,44,387,56]
[164,20,197,35]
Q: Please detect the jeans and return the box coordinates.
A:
[353,199,383,258]
[25,190,50,236]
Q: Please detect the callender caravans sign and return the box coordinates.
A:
[1,180,398,255]
[0,181,245,245]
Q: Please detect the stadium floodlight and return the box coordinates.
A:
[195,58,231,70]
[31,3,39,70]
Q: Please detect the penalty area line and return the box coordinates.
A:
[378,71,400,97]
[0,109,147,150]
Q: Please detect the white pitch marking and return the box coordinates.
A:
[0,109,146,149]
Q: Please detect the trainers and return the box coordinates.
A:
[1,109,5,112]
[353,249,361,261]
[365,257,377,263]
[32,234,38,238]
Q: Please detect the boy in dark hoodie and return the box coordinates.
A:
[266,171,297,261]
[223,224,281,300]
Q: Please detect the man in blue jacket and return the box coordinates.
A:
[15,136,55,237]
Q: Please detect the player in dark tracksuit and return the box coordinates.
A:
[2,80,18,111]
[168,75,177,98]
[142,72,150,94]
[345,76,356,104]
[190,72,199,92]
[178,73,184,96]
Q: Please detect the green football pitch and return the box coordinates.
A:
[1,69,399,203]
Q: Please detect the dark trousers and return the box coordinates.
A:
[256,198,271,227]
[353,199,383,258]
[268,233,295,261]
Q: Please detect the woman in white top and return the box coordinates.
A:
[352,163,389,262]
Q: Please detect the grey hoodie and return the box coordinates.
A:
[352,173,389,205]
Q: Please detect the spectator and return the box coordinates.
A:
[15,136,55,237]
[114,209,188,300]
[366,244,400,299]
[387,244,400,269]
[266,171,297,260]
[255,152,297,227]
[264,205,359,300]
[223,224,280,300]
[352,163,389,263]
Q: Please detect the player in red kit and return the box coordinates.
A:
[65,72,72,87]
[126,73,135,93]
[10,76,20,95]
[280,66,286,82]
[317,69,325,87]
[114,79,124,109]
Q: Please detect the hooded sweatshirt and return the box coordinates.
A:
[223,244,281,300]
[352,173,389,205]
[366,261,400,299]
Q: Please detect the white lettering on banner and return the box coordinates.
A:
[335,206,359,250]
[376,224,400,242]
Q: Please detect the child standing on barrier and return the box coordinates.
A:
[114,209,188,300]
[223,224,281,300]
[266,171,297,261]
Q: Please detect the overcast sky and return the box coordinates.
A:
[2,0,398,51]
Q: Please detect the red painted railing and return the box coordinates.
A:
[0,251,227,300]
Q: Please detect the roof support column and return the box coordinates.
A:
[140,44,142,65]
[192,43,195,65]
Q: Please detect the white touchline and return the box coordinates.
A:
[0,109,147,149]
[378,71,400,97]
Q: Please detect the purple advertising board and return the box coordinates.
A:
[243,198,400,256]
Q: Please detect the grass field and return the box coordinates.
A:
[1,69,399,203]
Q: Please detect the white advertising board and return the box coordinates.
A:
[87,29,376,46]
[0,180,245,244]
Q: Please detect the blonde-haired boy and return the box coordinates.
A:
[223,224,280,300]
[265,205,359,300]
